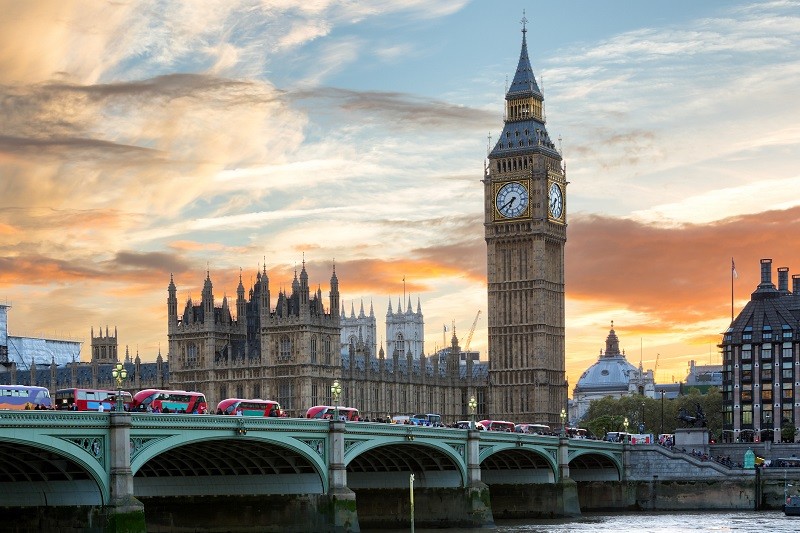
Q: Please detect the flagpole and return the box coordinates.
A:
[731,257,735,323]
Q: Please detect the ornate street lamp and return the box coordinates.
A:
[468,396,477,429]
[111,362,128,412]
[331,379,342,421]
[560,408,567,436]
[623,416,629,434]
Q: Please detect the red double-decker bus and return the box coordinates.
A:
[131,389,207,413]
[305,405,359,421]
[54,388,132,411]
[216,398,283,417]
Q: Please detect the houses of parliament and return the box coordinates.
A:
[0,22,568,426]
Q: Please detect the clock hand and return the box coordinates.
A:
[501,197,517,210]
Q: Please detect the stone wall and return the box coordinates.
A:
[625,444,743,481]
[578,479,756,511]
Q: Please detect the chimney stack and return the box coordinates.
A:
[760,258,773,286]
[778,267,789,293]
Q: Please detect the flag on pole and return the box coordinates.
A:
[732,257,738,279]
[443,324,448,332]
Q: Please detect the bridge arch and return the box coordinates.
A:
[568,450,622,481]
[479,442,558,484]
[0,435,109,506]
[344,439,466,489]
[131,432,329,495]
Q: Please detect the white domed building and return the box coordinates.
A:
[569,323,655,424]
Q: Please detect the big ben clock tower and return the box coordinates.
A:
[484,18,567,425]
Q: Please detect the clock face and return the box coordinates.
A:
[548,182,563,219]
[495,181,529,219]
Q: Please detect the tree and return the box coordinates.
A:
[580,388,722,440]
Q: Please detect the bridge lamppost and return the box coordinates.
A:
[468,396,477,429]
[111,362,128,412]
[331,379,342,421]
[560,408,567,436]
[623,416,629,435]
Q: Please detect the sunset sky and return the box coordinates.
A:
[2,0,799,394]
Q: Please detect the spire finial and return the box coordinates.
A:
[521,10,528,34]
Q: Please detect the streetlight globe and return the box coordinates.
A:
[111,362,127,412]
[331,380,342,422]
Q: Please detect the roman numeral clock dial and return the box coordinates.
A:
[548,181,564,221]
[495,181,529,219]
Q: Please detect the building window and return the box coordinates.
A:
[783,325,793,339]
[187,343,198,366]
[761,344,772,360]
[743,327,753,341]
[763,326,773,341]
[783,382,794,399]
[741,384,752,402]
[279,336,291,361]
[762,368,773,381]
[311,336,318,363]
[742,407,753,425]
[783,342,793,359]
[742,364,752,382]
[324,337,332,365]
[252,383,260,399]
[763,388,773,401]
[219,384,227,401]
[395,333,405,356]
[742,344,752,361]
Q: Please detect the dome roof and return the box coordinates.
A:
[574,324,638,393]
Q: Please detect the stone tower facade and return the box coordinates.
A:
[484,20,568,425]
[340,300,377,359]
[167,261,341,415]
[90,326,118,364]
[386,297,424,359]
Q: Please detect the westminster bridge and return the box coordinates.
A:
[0,411,759,532]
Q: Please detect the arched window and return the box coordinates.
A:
[395,333,405,356]
[324,337,332,365]
[349,335,357,354]
[280,336,291,361]
[187,344,198,366]
[310,335,318,363]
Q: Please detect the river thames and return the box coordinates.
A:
[367,511,799,532]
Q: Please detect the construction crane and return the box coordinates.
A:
[464,310,481,352]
